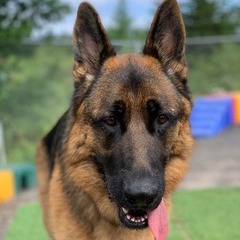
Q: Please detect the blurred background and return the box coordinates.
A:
[1,0,240,164]
[0,0,240,240]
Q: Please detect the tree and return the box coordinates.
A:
[0,0,71,53]
[181,0,240,36]
[0,45,73,162]
[108,0,132,40]
[0,1,71,161]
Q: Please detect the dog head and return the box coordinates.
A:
[65,0,193,230]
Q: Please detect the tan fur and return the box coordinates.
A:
[36,55,193,239]
[36,0,194,239]
[37,154,155,240]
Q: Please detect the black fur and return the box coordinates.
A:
[43,111,68,175]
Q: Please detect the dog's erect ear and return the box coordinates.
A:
[72,2,116,83]
[143,0,186,77]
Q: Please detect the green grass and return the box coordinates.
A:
[6,188,240,240]
[5,202,49,240]
[169,188,240,240]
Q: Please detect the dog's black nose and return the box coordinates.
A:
[123,179,159,208]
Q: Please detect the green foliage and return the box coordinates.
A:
[0,45,73,162]
[0,0,71,54]
[107,0,149,42]
[188,44,240,96]
[108,0,131,40]
[182,0,240,36]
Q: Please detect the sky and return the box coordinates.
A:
[33,0,187,37]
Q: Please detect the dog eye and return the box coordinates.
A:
[157,114,169,125]
[104,117,118,127]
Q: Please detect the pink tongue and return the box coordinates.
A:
[147,200,168,240]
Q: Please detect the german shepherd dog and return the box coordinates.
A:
[36,0,193,239]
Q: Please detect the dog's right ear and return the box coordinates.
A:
[72,2,116,87]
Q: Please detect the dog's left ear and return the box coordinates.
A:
[143,0,186,79]
[72,2,116,84]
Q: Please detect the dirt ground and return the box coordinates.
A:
[0,188,38,240]
[180,125,240,189]
[0,126,239,239]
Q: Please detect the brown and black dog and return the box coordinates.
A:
[36,0,193,239]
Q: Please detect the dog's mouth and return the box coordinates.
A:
[119,207,148,229]
[118,200,169,240]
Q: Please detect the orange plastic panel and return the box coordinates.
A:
[0,170,15,203]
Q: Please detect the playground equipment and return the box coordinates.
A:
[232,93,240,124]
[0,170,15,202]
[0,122,37,203]
[0,164,36,203]
[190,93,240,138]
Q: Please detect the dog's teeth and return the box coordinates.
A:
[131,216,144,223]
[131,217,136,222]
[122,208,128,214]
[124,209,147,224]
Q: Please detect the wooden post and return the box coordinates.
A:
[0,122,7,164]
